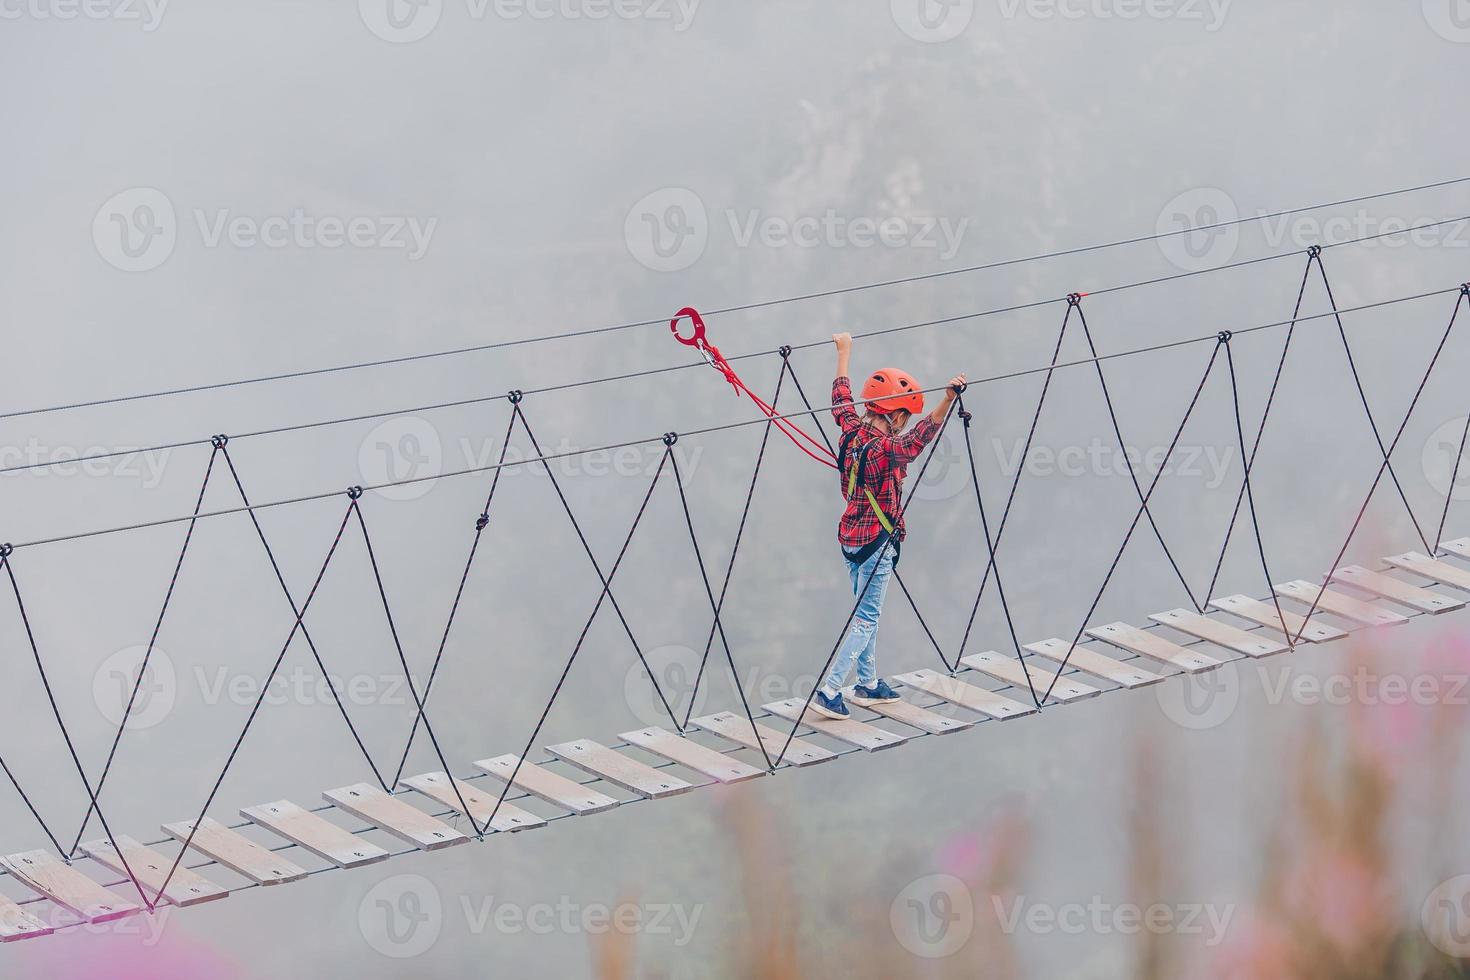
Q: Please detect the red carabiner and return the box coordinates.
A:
[671,307,737,389]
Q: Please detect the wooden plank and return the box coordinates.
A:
[1150,609,1289,658]
[1086,622,1222,673]
[690,712,836,767]
[1274,580,1409,627]
[398,772,546,833]
[858,697,973,735]
[323,784,468,851]
[959,651,1101,703]
[617,728,768,784]
[1208,595,1347,643]
[1023,638,1165,689]
[0,893,51,942]
[1330,565,1465,614]
[1387,552,1470,591]
[546,740,696,800]
[80,835,228,908]
[241,800,390,869]
[475,756,620,815]
[892,669,1037,721]
[1438,537,1470,562]
[162,817,308,886]
[0,850,141,924]
[762,699,908,751]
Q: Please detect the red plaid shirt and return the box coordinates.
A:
[832,376,940,549]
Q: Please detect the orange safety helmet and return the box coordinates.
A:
[861,368,925,416]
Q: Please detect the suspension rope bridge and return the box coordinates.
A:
[2,182,1469,942]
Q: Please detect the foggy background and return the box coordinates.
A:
[3,2,1470,976]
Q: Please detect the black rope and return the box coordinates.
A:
[774,400,962,767]
[1075,302,1203,611]
[391,407,518,787]
[1222,340,1295,648]
[1203,256,1314,604]
[667,448,775,771]
[67,444,221,856]
[0,557,154,912]
[513,406,682,734]
[679,362,788,731]
[1313,256,1433,553]
[784,362,955,672]
[1287,290,1465,643]
[1045,341,1224,701]
[220,446,389,792]
[487,451,670,829]
[150,502,355,907]
[0,752,65,858]
[350,500,482,837]
[955,393,1043,706]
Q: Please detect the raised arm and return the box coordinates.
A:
[831,333,860,432]
[888,374,967,464]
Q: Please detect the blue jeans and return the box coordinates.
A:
[824,544,895,693]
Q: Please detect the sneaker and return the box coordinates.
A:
[850,679,902,706]
[810,689,850,719]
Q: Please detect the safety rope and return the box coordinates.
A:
[67,443,221,857]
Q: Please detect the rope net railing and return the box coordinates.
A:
[0,228,1467,930]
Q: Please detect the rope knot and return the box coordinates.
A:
[1066,293,1084,307]
[1217,330,1233,344]
[778,345,792,359]
[210,434,229,449]
[951,382,968,394]
[507,389,523,405]
[959,409,973,428]
[475,513,490,531]
[0,543,12,559]
[662,432,679,447]
[1307,245,1323,259]
[347,486,364,500]
[1461,283,1470,298]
